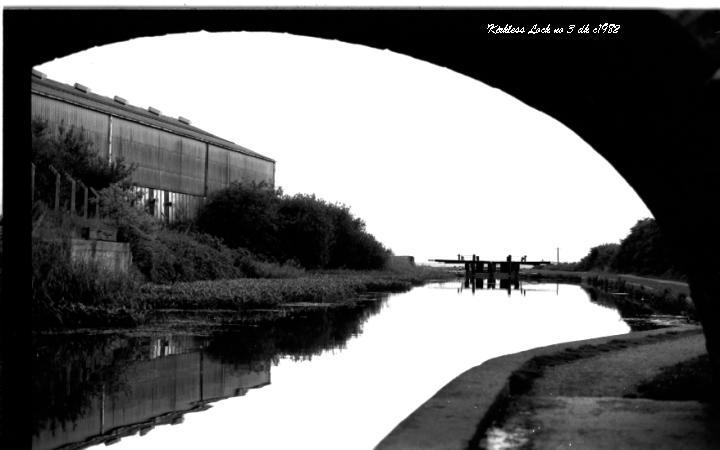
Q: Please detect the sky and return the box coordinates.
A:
[31,27,655,264]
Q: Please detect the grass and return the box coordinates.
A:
[138,266,455,311]
[32,237,146,329]
[635,354,717,402]
[522,268,694,318]
[528,268,688,292]
[32,263,455,330]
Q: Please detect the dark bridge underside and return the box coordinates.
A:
[4,8,720,421]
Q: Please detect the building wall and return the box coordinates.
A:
[31,89,275,221]
[31,94,111,160]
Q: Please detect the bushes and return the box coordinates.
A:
[88,181,305,284]
[130,231,243,284]
[133,230,304,283]
[612,218,684,278]
[31,118,391,294]
[138,273,417,310]
[584,276,695,319]
[32,238,143,328]
[96,184,240,284]
[195,181,281,258]
[575,218,685,279]
[277,194,334,268]
[32,239,138,306]
[32,119,135,212]
[235,255,306,279]
[120,225,303,284]
[197,183,391,270]
[576,243,620,272]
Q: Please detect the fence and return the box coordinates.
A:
[31,163,199,226]
[32,162,102,221]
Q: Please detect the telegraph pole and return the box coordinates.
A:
[557,247,560,264]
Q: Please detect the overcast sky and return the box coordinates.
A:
[32,29,653,263]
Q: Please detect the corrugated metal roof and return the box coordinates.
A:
[31,75,275,163]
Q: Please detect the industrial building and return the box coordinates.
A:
[31,70,276,222]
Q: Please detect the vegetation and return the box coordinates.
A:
[635,354,717,402]
[139,264,452,311]
[31,121,144,327]
[196,183,391,270]
[31,237,144,328]
[541,261,579,271]
[612,218,684,279]
[139,274,413,310]
[576,243,620,272]
[552,218,685,280]
[30,121,446,330]
[33,298,386,435]
[32,119,135,210]
[33,334,147,433]
[583,276,695,319]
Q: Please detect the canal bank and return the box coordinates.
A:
[30,280,632,450]
[32,267,456,331]
[376,325,715,449]
[520,269,695,320]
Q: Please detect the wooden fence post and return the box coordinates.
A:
[77,180,88,220]
[90,187,100,219]
[49,165,60,210]
[64,172,76,214]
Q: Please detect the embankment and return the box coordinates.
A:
[522,269,694,318]
[33,267,456,331]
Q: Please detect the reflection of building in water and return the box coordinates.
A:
[149,335,205,359]
[32,347,271,450]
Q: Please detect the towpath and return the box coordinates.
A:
[376,325,718,449]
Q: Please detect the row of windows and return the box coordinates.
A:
[130,186,205,223]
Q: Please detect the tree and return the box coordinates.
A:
[196,183,390,270]
[277,194,334,268]
[327,205,389,270]
[196,181,281,259]
[612,218,682,277]
[31,119,135,210]
[576,243,620,271]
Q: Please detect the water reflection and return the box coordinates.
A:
[32,298,387,450]
[583,286,692,331]
[459,277,523,295]
[32,282,630,450]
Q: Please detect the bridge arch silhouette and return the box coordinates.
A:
[7,9,720,374]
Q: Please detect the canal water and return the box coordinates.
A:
[32,281,631,450]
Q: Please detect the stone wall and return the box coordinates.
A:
[67,238,131,274]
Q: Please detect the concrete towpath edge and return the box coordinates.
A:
[374,325,703,450]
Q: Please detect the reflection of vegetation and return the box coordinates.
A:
[204,297,387,365]
[582,280,695,319]
[32,296,387,443]
[32,334,147,435]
